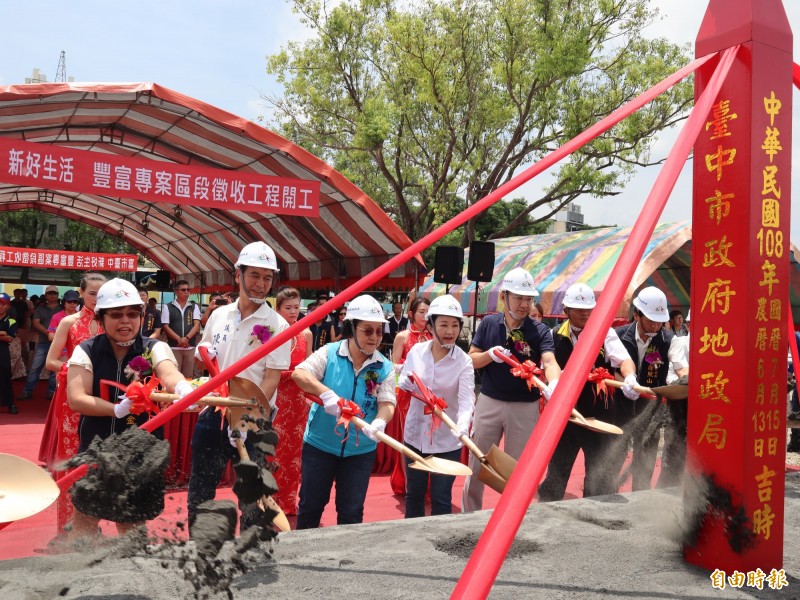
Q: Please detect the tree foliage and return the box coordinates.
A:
[266,0,692,245]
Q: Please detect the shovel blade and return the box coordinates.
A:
[649,383,689,401]
[408,456,473,477]
[0,453,59,523]
[477,464,509,494]
[484,445,517,480]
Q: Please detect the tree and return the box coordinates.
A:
[266,0,693,245]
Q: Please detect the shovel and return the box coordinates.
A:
[233,438,291,532]
[492,349,621,434]
[602,378,688,401]
[197,348,291,532]
[0,453,60,529]
[309,395,472,477]
[149,392,258,409]
[407,373,513,493]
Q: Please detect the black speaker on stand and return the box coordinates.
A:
[466,241,494,345]
[434,246,464,292]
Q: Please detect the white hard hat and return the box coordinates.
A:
[345,295,387,323]
[500,268,539,297]
[96,279,144,311]
[563,283,596,309]
[427,295,464,321]
[235,241,279,271]
[632,286,669,322]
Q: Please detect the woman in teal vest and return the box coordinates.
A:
[292,295,396,529]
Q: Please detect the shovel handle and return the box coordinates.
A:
[348,414,429,465]
[149,392,256,407]
[407,376,487,462]
[602,378,657,399]
[491,349,549,394]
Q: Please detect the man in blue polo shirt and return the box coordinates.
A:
[462,267,561,512]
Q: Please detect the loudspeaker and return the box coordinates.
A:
[433,246,464,285]
[467,241,495,282]
[155,270,171,291]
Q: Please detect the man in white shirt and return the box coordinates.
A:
[186,242,291,532]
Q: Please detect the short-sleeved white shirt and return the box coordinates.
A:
[199,301,291,401]
[69,340,177,372]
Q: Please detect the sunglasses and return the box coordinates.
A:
[46,291,59,295]
[105,309,142,320]
[357,326,383,338]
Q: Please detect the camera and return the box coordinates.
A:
[215,298,228,306]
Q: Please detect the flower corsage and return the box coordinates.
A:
[509,329,531,357]
[364,370,380,397]
[124,348,153,382]
[249,324,275,345]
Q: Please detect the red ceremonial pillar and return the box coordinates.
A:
[685,0,792,574]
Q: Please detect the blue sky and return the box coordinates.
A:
[1,0,800,240]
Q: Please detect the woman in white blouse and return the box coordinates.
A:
[397,295,474,518]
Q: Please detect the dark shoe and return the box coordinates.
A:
[788,411,800,421]
[18,391,32,400]
[8,404,18,414]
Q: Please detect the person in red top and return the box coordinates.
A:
[272,286,313,515]
[38,273,106,537]
[386,297,431,495]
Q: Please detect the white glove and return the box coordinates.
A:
[542,379,559,401]
[194,343,216,363]
[489,346,512,363]
[320,389,342,417]
[227,424,248,448]
[451,423,470,440]
[173,379,199,410]
[361,418,387,442]
[622,374,640,400]
[113,395,133,419]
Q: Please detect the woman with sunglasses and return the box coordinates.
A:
[292,294,396,529]
[329,306,347,342]
[272,286,313,516]
[387,296,432,495]
[66,279,192,539]
[397,295,474,517]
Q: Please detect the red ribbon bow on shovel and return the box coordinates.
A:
[587,367,615,407]
[335,398,365,442]
[100,377,162,415]
[408,372,448,442]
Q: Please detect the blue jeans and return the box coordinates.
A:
[404,444,460,518]
[23,342,55,396]
[187,408,260,531]
[296,442,375,529]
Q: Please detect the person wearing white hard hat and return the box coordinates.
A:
[188,241,291,532]
[396,295,475,518]
[292,294,396,529]
[388,295,432,495]
[610,286,682,491]
[462,267,561,513]
[66,278,190,538]
[538,283,638,502]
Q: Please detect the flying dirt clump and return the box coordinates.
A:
[65,427,170,523]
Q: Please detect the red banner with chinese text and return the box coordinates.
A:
[0,246,137,272]
[0,137,320,217]
[686,33,792,573]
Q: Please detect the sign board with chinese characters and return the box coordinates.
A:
[0,246,137,272]
[0,137,320,217]
[685,0,792,574]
